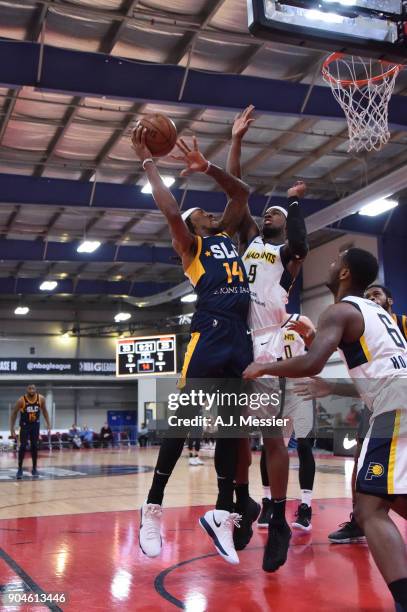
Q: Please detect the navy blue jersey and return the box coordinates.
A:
[19,394,41,427]
[185,232,250,320]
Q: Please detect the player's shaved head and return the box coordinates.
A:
[327,248,378,296]
[343,248,379,290]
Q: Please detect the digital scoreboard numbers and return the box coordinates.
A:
[116,335,177,377]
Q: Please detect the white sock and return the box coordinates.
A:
[301,489,313,507]
[263,487,271,500]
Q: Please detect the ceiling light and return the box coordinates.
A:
[14,306,29,316]
[114,312,131,323]
[77,240,101,253]
[358,198,398,217]
[61,331,71,340]
[136,302,147,307]
[40,280,58,291]
[142,176,175,194]
[180,293,197,303]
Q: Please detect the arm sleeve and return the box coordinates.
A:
[284,196,309,262]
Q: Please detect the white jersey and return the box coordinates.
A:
[279,314,306,360]
[337,295,407,417]
[242,237,291,331]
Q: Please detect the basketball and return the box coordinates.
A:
[133,114,177,157]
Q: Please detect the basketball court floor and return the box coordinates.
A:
[0,446,402,611]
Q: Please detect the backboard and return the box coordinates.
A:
[248,0,407,62]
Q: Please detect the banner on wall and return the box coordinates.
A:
[0,358,116,376]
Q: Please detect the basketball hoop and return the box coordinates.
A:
[322,53,403,153]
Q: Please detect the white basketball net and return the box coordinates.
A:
[322,54,401,153]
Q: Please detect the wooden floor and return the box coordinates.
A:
[0,446,353,519]
[0,446,402,611]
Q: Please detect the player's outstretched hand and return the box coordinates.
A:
[286,317,316,345]
[242,362,266,380]
[287,180,306,199]
[232,105,256,139]
[293,377,333,401]
[171,136,210,176]
[131,126,153,162]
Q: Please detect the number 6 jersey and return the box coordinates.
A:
[338,295,407,417]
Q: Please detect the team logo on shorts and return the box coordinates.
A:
[365,462,385,480]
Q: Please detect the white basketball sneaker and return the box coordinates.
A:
[139,501,163,557]
[199,509,241,564]
[194,457,204,465]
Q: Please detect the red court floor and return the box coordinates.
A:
[0,498,402,611]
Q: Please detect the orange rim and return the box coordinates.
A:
[322,52,403,87]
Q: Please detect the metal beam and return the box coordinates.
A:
[26,3,48,42]
[0,276,173,296]
[0,238,177,265]
[242,118,317,175]
[85,210,106,233]
[0,88,20,144]
[0,173,328,217]
[33,97,82,177]
[1,206,21,238]
[41,207,65,237]
[1,40,406,129]
[306,164,407,233]
[99,0,140,54]
[166,0,227,65]
[81,102,144,181]
[317,132,406,187]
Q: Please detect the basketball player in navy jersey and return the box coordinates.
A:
[10,384,51,479]
[244,248,407,612]
[227,106,309,571]
[133,125,253,564]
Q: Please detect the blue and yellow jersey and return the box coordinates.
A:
[19,394,41,427]
[392,313,407,343]
[185,232,250,319]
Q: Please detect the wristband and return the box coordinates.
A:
[203,161,211,174]
[142,158,154,170]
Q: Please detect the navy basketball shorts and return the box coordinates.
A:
[356,409,407,496]
[180,312,253,384]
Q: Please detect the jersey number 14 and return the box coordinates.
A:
[223,261,244,283]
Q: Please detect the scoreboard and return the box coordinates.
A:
[116,334,177,377]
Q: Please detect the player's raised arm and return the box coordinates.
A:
[280,181,309,278]
[227,105,255,179]
[226,105,259,249]
[173,135,251,238]
[132,126,196,260]
[243,303,353,379]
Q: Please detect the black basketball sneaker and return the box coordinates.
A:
[292,503,312,532]
[257,497,273,528]
[233,497,261,550]
[263,519,292,573]
[328,513,366,544]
